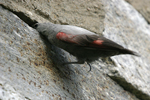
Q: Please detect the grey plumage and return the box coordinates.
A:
[33,22,139,71]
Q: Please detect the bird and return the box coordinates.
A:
[33,22,139,71]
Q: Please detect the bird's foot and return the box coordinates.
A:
[87,62,92,72]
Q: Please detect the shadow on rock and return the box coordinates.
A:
[39,34,85,99]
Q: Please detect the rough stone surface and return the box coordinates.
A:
[125,0,150,24]
[102,0,150,99]
[0,0,105,34]
[0,0,150,100]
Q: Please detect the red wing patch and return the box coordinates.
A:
[56,32,78,44]
[56,32,67,40]
[56,32,106,48]
[92,40,103,45]
[89,40,105,48]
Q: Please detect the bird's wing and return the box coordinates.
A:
[56,32,124,50]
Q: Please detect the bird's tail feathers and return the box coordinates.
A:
[121,48,140,57]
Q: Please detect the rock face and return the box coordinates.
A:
[103,0,150,99]
[0,0,150,100]
[125,0,150,24]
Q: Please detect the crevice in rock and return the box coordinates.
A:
[0,3,69,27]
[34,9,50,21]
[109,75,150,100]
[0,4,37,26]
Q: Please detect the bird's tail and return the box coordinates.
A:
[121,48,140,57]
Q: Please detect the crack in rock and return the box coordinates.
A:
[109,75,150,100]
